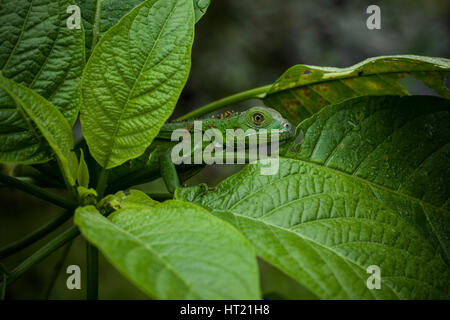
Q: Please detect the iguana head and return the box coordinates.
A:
[237,106,295,140]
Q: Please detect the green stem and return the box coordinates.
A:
[85,167,109,300]
[0,175,64,189]
[91,0,102,50]
[0,176,34,186]
[44,241,73,299]
[86,243,99,300]
[0,173,77,210]
[0,210,73,259]
[96,168,109,200]
[3,226,80,287]
[176,85,272,121]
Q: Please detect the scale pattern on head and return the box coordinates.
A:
[159,106,295,141]
[239,106,294,134]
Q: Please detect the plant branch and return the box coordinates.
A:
[0,173,77,210]
[2,226,80,287]
[85,167,109,300]
[0,210,73,259]
[176,85,272,121]
[91,0,102,50]
[44,240,73,299]
[86,243,99,300]
[96,168,109,200]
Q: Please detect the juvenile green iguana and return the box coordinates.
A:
[77,106,295,193]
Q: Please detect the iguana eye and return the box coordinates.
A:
[252,112,264,125]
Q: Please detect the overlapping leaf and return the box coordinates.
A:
[81,0,195,169]
[264,55,450,124]
[76,0,143,57]
[0,76,78,187]
[77,0,209,57]
[0,0,84,164]
[176,95,450,299]
[75,198,260,299]
[97,189,158,213]
[192,0,210,22]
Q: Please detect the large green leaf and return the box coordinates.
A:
[0,76,78,187]
[77,0,209,57]
[0,0,84,164]
[76,0,143,57]
[176,95,450,299]
[264,55,450,125]
[75,199,261,299]
[81,0,195,169]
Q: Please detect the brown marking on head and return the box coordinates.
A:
[224,111,233,118]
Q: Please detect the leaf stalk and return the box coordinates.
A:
[2,226,79,287]
[0,210,73,259]
[0,173,77,210]
[176,85,271,121]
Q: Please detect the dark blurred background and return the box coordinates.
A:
[1,0,449,299]
[175,0,449,118]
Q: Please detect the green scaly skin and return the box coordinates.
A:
[104,106,295,193]
[159,106,293,140]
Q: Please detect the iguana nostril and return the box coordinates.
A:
[282,122,295,136]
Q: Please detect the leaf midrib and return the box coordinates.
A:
[29,3,63,90]
[225,187,446,272]
[104,0,178,167]
[0,80,47,153]
[231,212,394,299]
[225,161,448,215]
[99,214,201,299]
[91,0,103,50]
[301,159,450,262]
[223,172,444,260]
[218,159,449,265]
[232,210,448,299]
[1,0,34,71]
[269,64,449,96]
[301,159,448,214]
